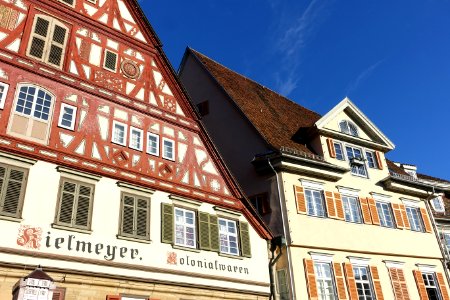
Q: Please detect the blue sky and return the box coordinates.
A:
[142,0,450,180]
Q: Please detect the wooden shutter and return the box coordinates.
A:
[52,287,65,300]
[210,215,219,252]
[161,203,173,244]
[74,184,93,228]
[327,138,336,158]
[135,197,149,238]
[104,50,118,72]
[47,23,68,68]
[325,191,337,218]
[413,270,428,300]
[400,204,411,230]
[391,203,405,229]
[344,263,358,300]
[58,181,76,225]
[121,194,135,236]
[1,167,26,217]
[367,198,381,225]
[359,198,372,224]
[420,208,432,233]
[198,212,211,250]
[29,16,50,60]
[106,296,120,300]
[294,185,307,214]
[388,268,411,300]
[304,259,318,300]
[335,192,345,220]
[239,222,251,257]
[375,151,383,170]
[370,266,384,300]
[333,262,347,300]
[437,272,450,300]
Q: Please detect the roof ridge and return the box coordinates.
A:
[189,48,321,118]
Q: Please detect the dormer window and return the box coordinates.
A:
[431,196,445,213]
[339,120,358,137]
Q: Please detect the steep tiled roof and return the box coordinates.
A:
[417,173,450,184]
[386,159,409,176]
[190,49,322,154]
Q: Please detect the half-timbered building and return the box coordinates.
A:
[0,1,272,299]
[179,48,450,300]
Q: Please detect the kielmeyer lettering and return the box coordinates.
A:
[45,232,141,261]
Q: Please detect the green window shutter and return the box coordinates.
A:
[74,184,92,228]
[209,215,219,252]
[198,212,211,250]
[239,222,252,257]
[136,198,149,238]
[161,203,173,244]
[122,195,135,235]
[58,181,76,225]
[2,168,26,216]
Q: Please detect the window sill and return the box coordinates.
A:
[116,235,151,244]
[219,253,244,260]
[0,215,22,223]
[52,223,92,234]
[172,244,201,253]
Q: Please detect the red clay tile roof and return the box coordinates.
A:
[190,49,322,155]
[386,159,409,176]
[417,173,450,184]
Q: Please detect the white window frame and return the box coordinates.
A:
[422,272,443,300]
[405,206,424,232]
[345,145,368,177]
[365,150,378,169]
[129,126,143,151]
[57,103,77,130]
[174,207,196,248]
[305,188,326,217]
[111,120,127,146]
[376,201,395,228]
[103,49,118,72]
[218,218,239,256]
[342,194,362,223]
[333,142,345,160]
[314,261,338,300]
[352,265,376,300]
[0,82,9,109]
[162,137,175,161]
[146,132,159,156]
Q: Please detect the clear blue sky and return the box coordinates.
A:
[142,0,450,180]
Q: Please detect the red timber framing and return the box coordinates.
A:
[0,0,271,239]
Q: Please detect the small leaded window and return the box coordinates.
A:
[339,120,358,137]
[0,82,9,109]
[58,103,77,130]
[147,132,159,156]
[112,121,127,146]
[175,207,196,248]
[129,127,143,151]
[162,138,175,161]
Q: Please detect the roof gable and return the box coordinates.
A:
[187,49,322,155]
[316,97,395,150]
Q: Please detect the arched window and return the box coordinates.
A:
[8,84,54,144]
[339,120,358,137]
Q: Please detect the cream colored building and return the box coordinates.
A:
[179,48,450,300]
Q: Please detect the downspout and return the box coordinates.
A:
[424,186,450,285]
[269,240,283,300]
[268,159,297,300]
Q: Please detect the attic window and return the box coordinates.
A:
[431,196,445,213]
[58,0,75,7]
[339,120,358,137]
